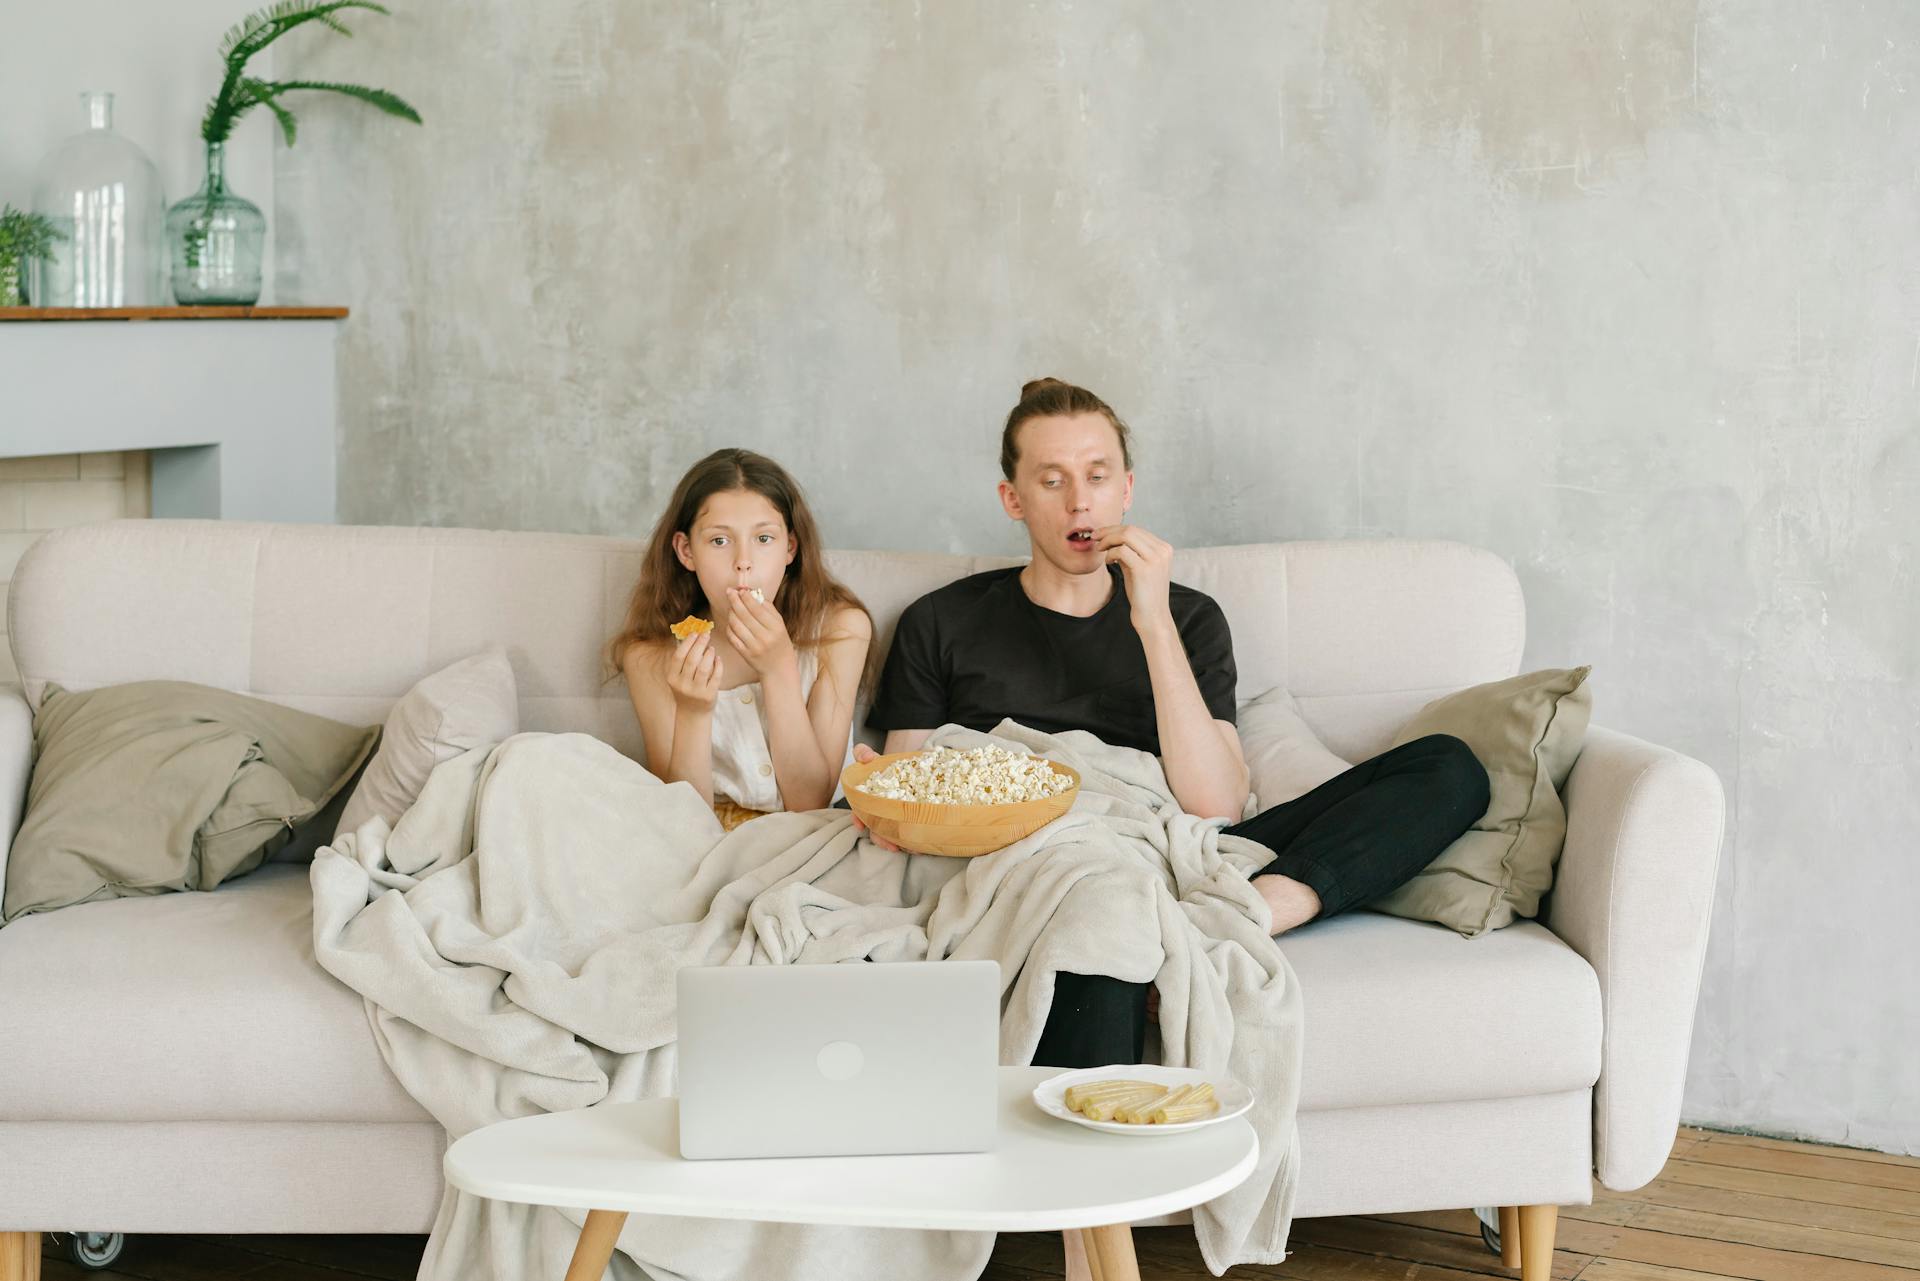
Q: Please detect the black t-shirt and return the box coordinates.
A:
[866,565,1237,756]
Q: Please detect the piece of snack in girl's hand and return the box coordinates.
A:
[670,615,714,641]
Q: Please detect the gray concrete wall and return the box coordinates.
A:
[278,2,1920,1154]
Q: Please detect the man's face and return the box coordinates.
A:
[998,412,1134,576]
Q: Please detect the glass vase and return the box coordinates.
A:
[29,91,167,307]
[165,141,266,306]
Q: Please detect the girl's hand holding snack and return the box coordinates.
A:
[668,629,722,711]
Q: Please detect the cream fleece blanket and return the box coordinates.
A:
[310,720,1302,1280]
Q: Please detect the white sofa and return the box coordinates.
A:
[0,520,1724,1279]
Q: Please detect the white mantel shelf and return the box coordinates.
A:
[0,306,348,322]
[0,308,345,522]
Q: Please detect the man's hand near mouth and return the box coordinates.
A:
[1095,524,1174,635]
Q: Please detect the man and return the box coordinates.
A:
[854,378,1488,1281]
[856,377,1490,1070]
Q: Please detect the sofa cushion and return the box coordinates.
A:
[1282,911,1602,1111]
[0,865,427,1124]
[0,867,1600,1126]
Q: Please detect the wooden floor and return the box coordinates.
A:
[30,1127,1920,1280]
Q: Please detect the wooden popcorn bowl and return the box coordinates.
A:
[840,750,1081,858]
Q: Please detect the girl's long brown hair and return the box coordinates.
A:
[607,448,877,696]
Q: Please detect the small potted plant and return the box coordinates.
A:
[0,205,66,307]
[169,0,422,305]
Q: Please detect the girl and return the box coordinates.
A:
[610,448,875,829]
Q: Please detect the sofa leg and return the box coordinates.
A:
[1498,1205,1522,1268]
[0,1232,40,1281]
[1518,1204,1558,1280]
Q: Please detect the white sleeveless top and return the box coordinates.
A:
[709,649,855,812]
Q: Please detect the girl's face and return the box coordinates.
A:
[673,487,797,611]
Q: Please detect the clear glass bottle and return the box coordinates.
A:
[30,92,167,307]
[164,140,266,306]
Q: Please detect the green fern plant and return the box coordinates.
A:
[199,1,422,147]
[0,205,66,306]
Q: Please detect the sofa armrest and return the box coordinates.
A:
[0,683,30,918]
[1545,724,1726,1192]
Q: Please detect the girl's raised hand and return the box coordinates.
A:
[667,629,722,711]
[726,587,797,681]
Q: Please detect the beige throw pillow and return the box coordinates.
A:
[334,649,519,840]
[1237,686,1352,816]
[1371,666,1594,937]
[3,682,378,922]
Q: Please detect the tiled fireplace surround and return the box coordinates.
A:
[0,452,153,684]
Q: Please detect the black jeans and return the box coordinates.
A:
[1030,733,1489,1069]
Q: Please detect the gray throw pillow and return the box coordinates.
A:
[1370,666,1594,937]
[2,681,379,923]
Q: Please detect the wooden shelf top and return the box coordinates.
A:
[0,306,348,322]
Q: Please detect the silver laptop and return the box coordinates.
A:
[676,960,1000,1160]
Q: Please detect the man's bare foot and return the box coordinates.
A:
[1252,873,1321,935]
[1063,1228,1093,1281]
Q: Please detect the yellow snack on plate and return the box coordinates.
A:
[1061,1076,1223,1124]
[1115,1086,1183,1125]
[1149,1083,1218,1124]
[1064,1079,1157,1112]
[1132,1084,1200,1122]
[1083,1085,1167,1122]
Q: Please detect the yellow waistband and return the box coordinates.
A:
[713,798,772,831]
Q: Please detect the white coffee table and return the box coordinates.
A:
[443,1065,1259,1281]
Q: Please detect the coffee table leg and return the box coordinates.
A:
[563,1208,629,1281]
[1072,1229,1105,1281]
[1086,1224,1139,1281]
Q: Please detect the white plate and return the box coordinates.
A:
[1033,1065,1254,1136]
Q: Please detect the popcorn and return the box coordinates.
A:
[856,745,1074,806]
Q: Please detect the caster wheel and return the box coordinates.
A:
[66,1231,127,1270]
[1472,1205,1502,1257]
